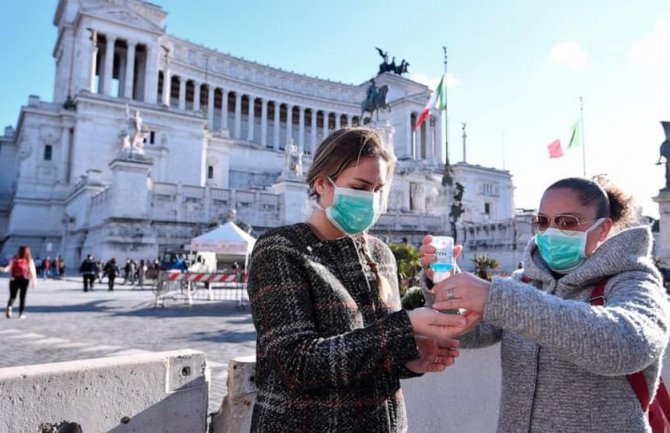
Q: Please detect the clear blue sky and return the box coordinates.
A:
[2,0,669,217]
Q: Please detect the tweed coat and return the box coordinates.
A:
[460,226,670,432]
[247,223,421,433]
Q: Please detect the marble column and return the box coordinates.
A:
[426,117,434,160]
[405,114,413,158]
[124,41,136,99]
[273,103,281,150]
[234,93,242,139]
[347,115,352,127]
[247,96,255,141]
[207,86,215,128]
[323,112,330,140]
[143,44,159,104]
[298,107,305,149]
[178,77,186,110]
[311,109,317,152]
[221,90,229,130]
[286,104,294,144]
[102,36,116,96]
[193,82,201,112]
[261,98,268,147]
[89,32,99,92]
[335,113,341,130]
[161,67,171,106]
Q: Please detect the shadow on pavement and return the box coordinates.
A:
[188,328,256,344]
[109,301,254,320]
[25,300,119,314]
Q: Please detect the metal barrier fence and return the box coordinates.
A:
[153,271,249,308]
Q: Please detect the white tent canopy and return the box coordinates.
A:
[189,222,256,257]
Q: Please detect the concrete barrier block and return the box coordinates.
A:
[0,349,209,433]
[210,355,256,433]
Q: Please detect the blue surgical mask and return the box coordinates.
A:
[534,218,604,273]
[322,178,381,235]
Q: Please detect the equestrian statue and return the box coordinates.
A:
[361,79,390,121]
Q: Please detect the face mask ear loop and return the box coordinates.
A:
[313,176,336,212]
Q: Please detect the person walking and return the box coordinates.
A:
[79,254,97,292]
[137,259,147,287]
[103,258,120,291]
[57,256,66,280]
[41,256,51,279]
[96,260,104,284]
[421,176,670,432]
[4,245,37,319]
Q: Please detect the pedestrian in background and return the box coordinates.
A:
[57,256,66,280]
[41,256,51,279]
[95,260,104,284]
[137,259,147,287]
[79,254,97,292]
[104,258,120,291]
[4,245,37,319]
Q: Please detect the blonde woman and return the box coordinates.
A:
[247,127,479,432]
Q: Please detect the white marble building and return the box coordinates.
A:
[0,0,525,270]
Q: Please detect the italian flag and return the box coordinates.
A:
[415,75,446,130]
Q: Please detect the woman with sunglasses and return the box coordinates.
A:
[419,176,670,432]
[247,127,477,433]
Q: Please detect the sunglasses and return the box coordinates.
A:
[532,214,599,233]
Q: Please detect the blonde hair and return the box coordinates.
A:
[354,235,392,303]
[306,127,396,203]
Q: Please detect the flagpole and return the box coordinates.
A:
[441,46,453,186]
[580,96,585,177]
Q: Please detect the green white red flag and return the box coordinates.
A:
[547,139,563,158]
[415,75,446,130]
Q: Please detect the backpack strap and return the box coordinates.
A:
[655,378,670,421]
[588,278,607,306]
[588,278,670,419]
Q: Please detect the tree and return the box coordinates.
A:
[387,242,421,296]
[471,255,499,281]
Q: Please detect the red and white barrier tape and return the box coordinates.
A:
[163,271,248,283]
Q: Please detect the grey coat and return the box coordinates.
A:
[461,226,670,432]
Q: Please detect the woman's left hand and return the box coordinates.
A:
[432,272,491,314]
[405,336,460,373]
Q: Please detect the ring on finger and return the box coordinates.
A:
[445,288,456,300]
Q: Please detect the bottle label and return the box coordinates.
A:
[430,236,454,276]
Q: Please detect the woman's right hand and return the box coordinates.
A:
[407,307,478,340]
[419,235,463,282]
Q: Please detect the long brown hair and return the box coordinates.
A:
[16,245,32,262]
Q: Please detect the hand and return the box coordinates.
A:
[419,235,463,282]
[407,307,468,340]
[432,272,491,314]
[405,336,460,373]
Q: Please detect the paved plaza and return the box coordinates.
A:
[0,275,256,415]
